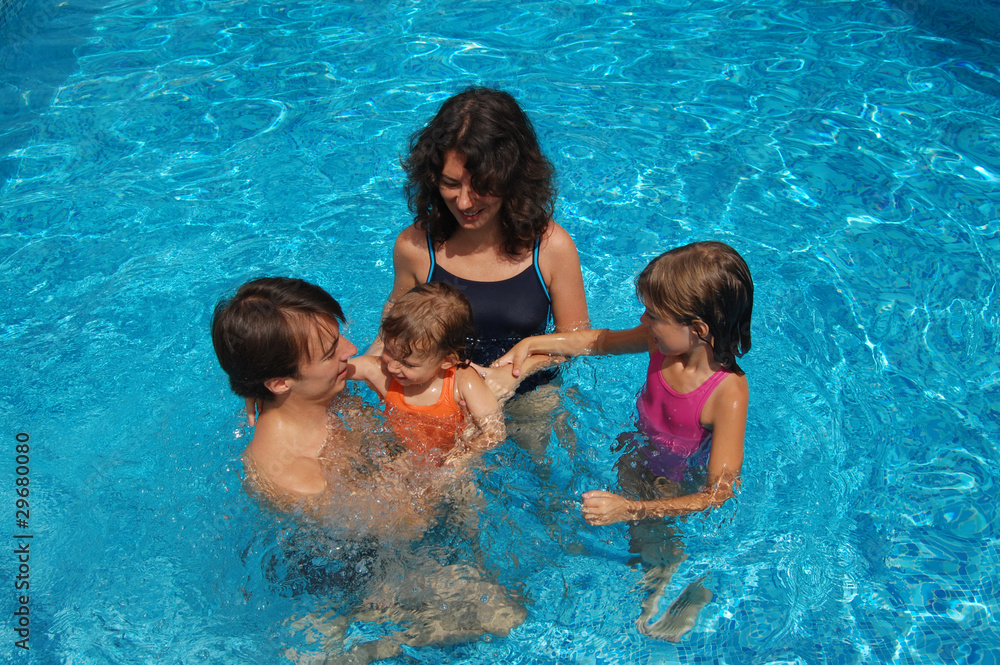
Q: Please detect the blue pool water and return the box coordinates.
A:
[2,0,998,662]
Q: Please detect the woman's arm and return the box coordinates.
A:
[539,222,590,332]
[365,226,428,356]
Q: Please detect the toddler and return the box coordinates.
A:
[351,282,504,464]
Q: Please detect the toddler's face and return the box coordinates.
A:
[381,349,453,388]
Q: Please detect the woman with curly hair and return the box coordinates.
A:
[377,87,589,389]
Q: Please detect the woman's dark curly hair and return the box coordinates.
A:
[403,87,555,257]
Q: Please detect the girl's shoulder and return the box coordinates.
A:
[719,369,749,393]
[703,370,749,416]
[700,370,749,442]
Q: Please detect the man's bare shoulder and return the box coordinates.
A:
[244,417,328,498]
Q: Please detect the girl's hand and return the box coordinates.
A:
[491,339,534,377]
[581,490,640,525]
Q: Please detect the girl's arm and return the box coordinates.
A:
[494,324,650,377]
[539,222,590,333]
[474,352,568,405]
[582,374,748,524]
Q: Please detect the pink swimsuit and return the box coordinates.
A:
[636,350,730,480]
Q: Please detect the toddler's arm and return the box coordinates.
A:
[243,355,391,425]
[448,367,506,462]
[346,355,391,399]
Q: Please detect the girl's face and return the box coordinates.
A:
[290,322,357,400]
[641,309,699,357]
[439,151,503,233]
[381,349,454,389]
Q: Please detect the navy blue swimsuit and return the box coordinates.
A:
[426,234,551,368]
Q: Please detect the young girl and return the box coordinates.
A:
[499,240,753,521]
[350,282,505,465]
[496,241,752,641]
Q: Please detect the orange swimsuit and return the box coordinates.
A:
[383,368,465,462]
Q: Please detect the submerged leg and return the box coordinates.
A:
[323,635,403,665]
[638,578,713,643]
[326,563,526,664]
[634,561,682,629]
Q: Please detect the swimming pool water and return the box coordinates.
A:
[1,0,998,663]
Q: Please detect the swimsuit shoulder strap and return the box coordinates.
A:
[532,237,551,303]
[425,233,436,282]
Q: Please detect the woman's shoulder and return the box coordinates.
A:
[395,223,428,252]
[393,223,431,278]
[243,435,328,498]
[538,221,580,257]
[540,220,575,244]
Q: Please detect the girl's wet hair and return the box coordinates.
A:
[381,282,474,367]
[636,241,753,375]
[403,86,555,257]
[211,277,345,400]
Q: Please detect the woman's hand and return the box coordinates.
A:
[581,490,640,525]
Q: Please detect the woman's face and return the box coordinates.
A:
[439,151,502,233]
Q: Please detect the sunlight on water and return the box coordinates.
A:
[1,0,998,662]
